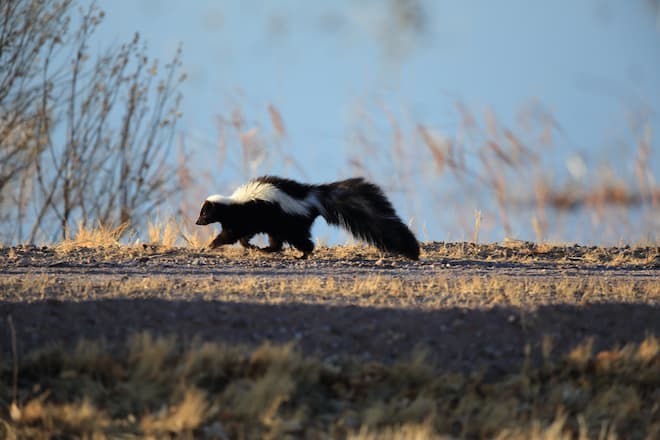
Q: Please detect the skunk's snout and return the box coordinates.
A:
[195,216,207,225]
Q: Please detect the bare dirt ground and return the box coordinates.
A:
[1,241,659,379]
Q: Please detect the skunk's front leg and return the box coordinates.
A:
[289,235,314,260]
[209,229,240,249]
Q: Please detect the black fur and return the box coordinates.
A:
[195,176,420,259]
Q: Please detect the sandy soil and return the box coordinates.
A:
[1,242,658,379]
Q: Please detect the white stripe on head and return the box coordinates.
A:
[205,181,319,216]
[206,194,229,203]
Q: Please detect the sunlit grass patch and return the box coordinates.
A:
[1,273,658,307]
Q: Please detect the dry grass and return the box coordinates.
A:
[55,221,129,252]
[1,272,658,308]
[8,220,653,267]
[29,220,210,257]
[146,218,212,248]
[146,219,179,248]
[534,179,660,212]
[1,334,658,439]
[2,234,658,438]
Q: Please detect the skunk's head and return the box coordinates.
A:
[195,196,228,225]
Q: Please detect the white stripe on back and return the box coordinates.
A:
[206,181,318,216]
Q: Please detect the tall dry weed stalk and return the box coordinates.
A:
[175,100,305,226]
[147,219,178,247]
[473,209,482,243]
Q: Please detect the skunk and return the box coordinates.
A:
[195,176,420,259]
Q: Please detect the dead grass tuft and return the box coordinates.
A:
[147,219,179,248]
[128,332,178,382]
[140,388,209,435]
[55,221,128,252]
[10,397,109,438]
[349,422,440,440]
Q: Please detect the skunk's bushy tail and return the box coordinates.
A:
[318,178,420,259]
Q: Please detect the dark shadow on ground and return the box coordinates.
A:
[1,299,658,379]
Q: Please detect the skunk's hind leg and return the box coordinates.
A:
[259,235,283,253]
[209,229,239,249]
[239,234,256,249]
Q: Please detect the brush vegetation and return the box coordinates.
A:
[1,334,658,439]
